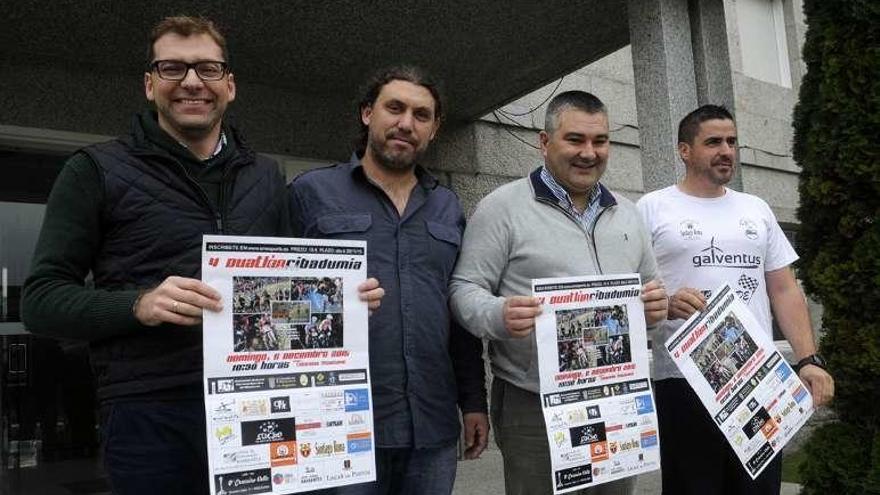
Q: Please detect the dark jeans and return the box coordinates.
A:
[655,378,782,495]
[100,399,208,495]
[319,444,457,495]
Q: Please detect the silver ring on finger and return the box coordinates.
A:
[172,300,180,313]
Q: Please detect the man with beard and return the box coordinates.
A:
[637,104,834,494]
[289,66,489,494]
[21,16,383,494]
[449,91,667,495]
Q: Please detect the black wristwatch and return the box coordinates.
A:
[793,354,827,374]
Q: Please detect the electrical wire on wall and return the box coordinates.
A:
[490,77,565,150]
[496,77,566,118]
[492,110,540,150]
[739,145,791,158]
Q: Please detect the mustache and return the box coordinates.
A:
[385,131,415,145]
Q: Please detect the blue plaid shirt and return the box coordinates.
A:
[539,166,603,231]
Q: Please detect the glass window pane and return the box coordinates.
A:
[737,0,792,87]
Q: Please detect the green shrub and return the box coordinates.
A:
[793,0,880,493]
[799,423,880,495]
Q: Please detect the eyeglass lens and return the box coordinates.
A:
[155,61,226,81]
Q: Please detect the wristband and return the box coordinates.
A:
[793,354,827,374]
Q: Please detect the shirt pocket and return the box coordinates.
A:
[425,220,462,281]
[316,213,372,239]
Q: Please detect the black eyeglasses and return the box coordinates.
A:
[150,60,229,81]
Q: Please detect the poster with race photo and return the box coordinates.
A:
[202,235,375,494]
[665,283,813,478]
[534,274,660,494]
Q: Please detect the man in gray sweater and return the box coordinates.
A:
[449,91,667,495]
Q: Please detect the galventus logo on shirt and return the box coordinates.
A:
[691,237,762,269]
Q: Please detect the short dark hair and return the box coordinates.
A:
[544,91,607,134]
[356,65,444,154]
[147,16,229,65]
[678,105,734,144]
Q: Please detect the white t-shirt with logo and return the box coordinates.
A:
[637,185,798,380]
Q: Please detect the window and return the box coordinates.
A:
[737,0,792,87]
[0,148,101,486]
[0,150,63,325]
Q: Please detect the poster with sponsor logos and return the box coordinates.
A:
[533,274,660,494]
[665,283,813,479]
[202,235,375,494]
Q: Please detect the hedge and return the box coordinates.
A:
[792,1,879,493]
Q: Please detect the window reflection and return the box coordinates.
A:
[0,148,104,492]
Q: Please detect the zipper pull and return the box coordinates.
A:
[215,212,223,233]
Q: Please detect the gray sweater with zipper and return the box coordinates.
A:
[449,168,658,393]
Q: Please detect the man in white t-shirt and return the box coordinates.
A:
[637,105,834,495]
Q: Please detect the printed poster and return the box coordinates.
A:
[202,235,376,494]
[665,283,813,478]
[534,274,660,494]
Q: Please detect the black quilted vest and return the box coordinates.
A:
[81,121,287,401]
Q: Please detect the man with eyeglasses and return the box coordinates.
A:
[21,15,382,494]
